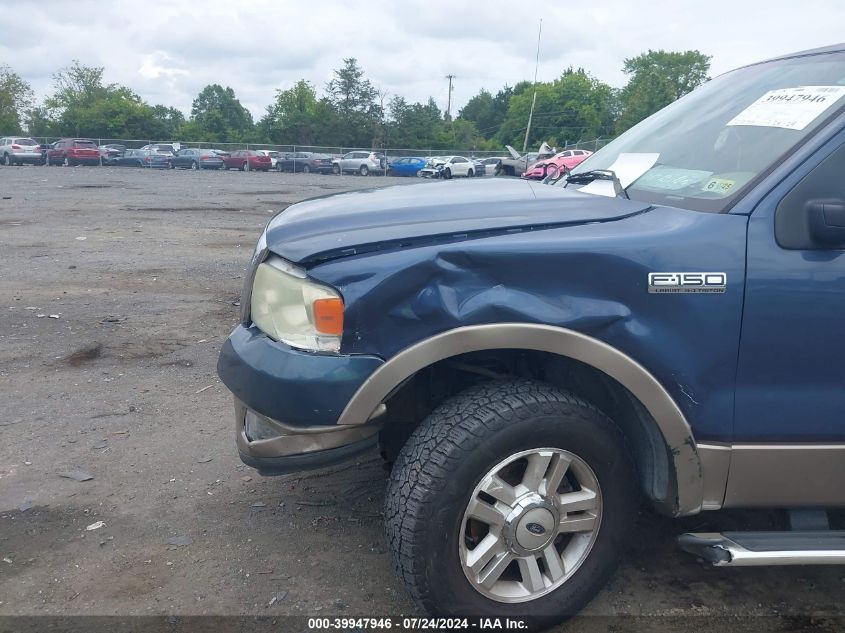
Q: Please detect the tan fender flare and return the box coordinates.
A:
[337,323,704,516]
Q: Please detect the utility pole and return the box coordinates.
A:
[445,74,455,121]
[522,18,543,153]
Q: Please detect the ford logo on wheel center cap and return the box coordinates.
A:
[525,522,546,535]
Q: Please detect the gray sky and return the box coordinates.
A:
[2,0,843,119]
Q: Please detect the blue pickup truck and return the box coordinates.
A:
[218,44,845,625]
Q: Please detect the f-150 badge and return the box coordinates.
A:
[648,272,726,294]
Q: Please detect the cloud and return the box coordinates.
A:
[138,52,189,81]
[0,0,842,119]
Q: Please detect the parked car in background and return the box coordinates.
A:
[222,149,272,171]
[99,143,126,165]
[470,158,486,177]
[140,143,178,157]
[386,156,426,177]
[255,150,280,169]
[522,149,594,180]
[418,156,475,179]
[111,149,171,168]
[332,151,386,175]
[497,142,556,176]
[170,148,225,170]
[40,142,56,165]
[0,137,42,165]
[46,139,101,166]
[275,152,333,173]
[418,156,448,178]
[479,157,504,176]
[276,152,308,172]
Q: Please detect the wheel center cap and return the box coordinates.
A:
[502,493,559,555]
[515,507,556,551]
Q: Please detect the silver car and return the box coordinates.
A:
[332,150,386,176]
[0,136,42,166]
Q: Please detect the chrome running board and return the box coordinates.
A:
[678,531,845,566]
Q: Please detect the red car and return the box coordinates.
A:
[521,149,593,180]
[221,150,272,172]
[46,138,101,166]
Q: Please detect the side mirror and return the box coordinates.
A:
[807,199,845,246]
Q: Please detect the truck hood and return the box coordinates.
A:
[266,178,651,265]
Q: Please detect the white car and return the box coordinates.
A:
[139,143,178,157]
[255,150,280,169]
[0,136,42,166]
[418,155,476,179]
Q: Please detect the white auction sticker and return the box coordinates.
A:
[727,86,845,131]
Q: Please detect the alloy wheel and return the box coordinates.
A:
[459,448,602,603]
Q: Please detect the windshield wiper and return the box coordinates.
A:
[565,170,629,199]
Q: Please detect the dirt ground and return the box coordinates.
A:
[1,165,844,631]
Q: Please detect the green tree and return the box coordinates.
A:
[325,58,379,147]
[41,61,169,139]
[262,80,321,145]
[497,69,616,149]
[386,96,444,148]
[616,49,711,133]
[24,106,55,137]
[189,84,254,142]
[0,65,34,134]
[151,105,186,140]
[458,86,513,140]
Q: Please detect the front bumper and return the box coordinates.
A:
[233,400,380,475]
[217,325,385,473]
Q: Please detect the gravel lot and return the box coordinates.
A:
[1,165,844,631]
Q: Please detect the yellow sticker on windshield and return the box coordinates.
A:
[702,178,735,194]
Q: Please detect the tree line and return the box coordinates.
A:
[0,51,711,150]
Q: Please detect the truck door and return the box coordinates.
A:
[730,133,845,506]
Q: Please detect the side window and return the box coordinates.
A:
[775,143,845,250]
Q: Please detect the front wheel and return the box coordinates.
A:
[385,380,636,626]
[242,161,249,172]
[442,167,452,179]
[332,164,340,175]
[467,168,474,178]
[4,153,12,166]
[303,164,311,174]
[63,157,71,167]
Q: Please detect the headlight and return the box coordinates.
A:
[250,256,344,352]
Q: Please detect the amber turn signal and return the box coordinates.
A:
[313,297,344,336]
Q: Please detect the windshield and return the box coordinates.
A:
[568,51,845,212]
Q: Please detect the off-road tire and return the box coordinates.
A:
[384,379,636,627]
